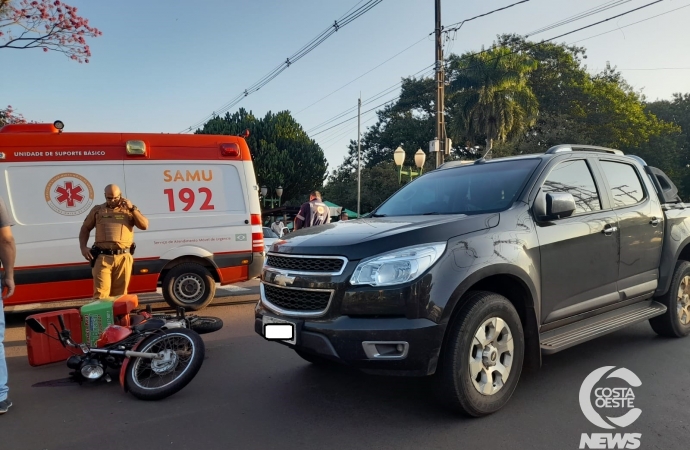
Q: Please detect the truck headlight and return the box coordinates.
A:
[350,243,447,287]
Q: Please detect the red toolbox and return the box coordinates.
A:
[113,294,139,326]
[26,309,83,367]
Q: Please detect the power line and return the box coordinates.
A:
[316,0,669,148]
[338,0,368,20]
[569,2,690,44]
[317,113,377,147]
[305,65,435,133]
[180,0,384,133]
[302,2,537,134]
[544,0,664,42]
[294,36,430,115]
[298,1,534,117]
[444,0,532,32]
[525,0,632,37]
[305,88,398,134]
[310,97,402,137]
[450,0,666,72]
[321,115,379,152]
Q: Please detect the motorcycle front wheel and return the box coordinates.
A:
[187,316,223,335]
[125,328,205,401]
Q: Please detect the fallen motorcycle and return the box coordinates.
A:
[26,311,205,401]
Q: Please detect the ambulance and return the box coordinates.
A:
[0,121,265,310]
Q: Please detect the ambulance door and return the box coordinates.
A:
[6,161,125,300]
[123,158,252,266]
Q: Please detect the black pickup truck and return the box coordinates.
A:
[255,144,690,417]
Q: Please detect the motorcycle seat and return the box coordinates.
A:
[131,318,166,332]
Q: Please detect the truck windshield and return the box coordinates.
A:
[373,159,541,216]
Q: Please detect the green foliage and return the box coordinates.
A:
[197,108,328,205]
[447,46,538,153]
[338,77,437,172]
[643,93,690,196]
[322,35,690,206]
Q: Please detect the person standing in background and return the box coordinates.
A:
[294,191,330,230]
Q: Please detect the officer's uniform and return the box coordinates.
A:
[82,203,144,299]
[295,199,331,229]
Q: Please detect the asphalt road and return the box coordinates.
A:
[2,290,689,450]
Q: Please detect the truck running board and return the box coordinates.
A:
[540,301,667,355]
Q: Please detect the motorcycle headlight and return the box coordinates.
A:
[80,360,105,380]
[350,243,447,287]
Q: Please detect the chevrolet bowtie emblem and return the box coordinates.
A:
[274,273,296,286]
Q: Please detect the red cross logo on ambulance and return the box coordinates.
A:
[44,173,95,216]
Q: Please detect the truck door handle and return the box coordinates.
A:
[650,217,660,226]
[602,225,617,236]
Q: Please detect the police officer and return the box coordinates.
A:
[79,184,149,299]
[294,191,331,230]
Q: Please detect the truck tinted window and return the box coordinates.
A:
[600,161,645,207]
[542,160,601,214]
[373,159,540,216]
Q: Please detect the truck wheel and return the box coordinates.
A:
[650,260,690,338]
[162,263,216,311]
[436,291,524,417]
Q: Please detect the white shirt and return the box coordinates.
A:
[271,221,285,237]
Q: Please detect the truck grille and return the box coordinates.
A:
[266,255,345,273]
[262,284,332,312]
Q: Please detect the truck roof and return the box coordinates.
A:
[438,144,646,170]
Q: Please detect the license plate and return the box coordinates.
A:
[262,315,296,345]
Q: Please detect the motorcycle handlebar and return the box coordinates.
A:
[58,314,66,331]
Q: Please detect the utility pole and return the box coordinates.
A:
[434,0,446,169]
[357,94,361,218]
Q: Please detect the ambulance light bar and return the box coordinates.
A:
[126,140,147,156]
[220,143,240,158]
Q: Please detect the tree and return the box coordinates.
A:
[335,77,438,173]
[645,93,690,197]
[0,104,26,125]
[197,108,328,205]
[0,0,101,63]
[323,161,403,214]
[447,46,539,156]
[646,93,690,155]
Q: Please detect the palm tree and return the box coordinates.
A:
[448,46,538,157]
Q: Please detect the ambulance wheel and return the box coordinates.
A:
[162,263,216,311]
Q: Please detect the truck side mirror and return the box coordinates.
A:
[534,192,576,221]
[546,192,576,218]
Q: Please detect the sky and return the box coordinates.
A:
[2,0,690,173]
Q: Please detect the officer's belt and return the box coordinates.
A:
[93,246,131,256]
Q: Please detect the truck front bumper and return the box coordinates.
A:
[255,304,444,376]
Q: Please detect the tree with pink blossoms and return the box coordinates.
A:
[0,0,102,63]
[0,105,27,126]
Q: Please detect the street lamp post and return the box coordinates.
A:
[260,185,283,209]
[394,146,426,184]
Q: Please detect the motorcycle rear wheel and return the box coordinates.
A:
[125,328,205,401]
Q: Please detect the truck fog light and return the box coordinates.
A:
[362,341,409,359]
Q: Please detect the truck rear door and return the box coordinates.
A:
[596,158,664,301]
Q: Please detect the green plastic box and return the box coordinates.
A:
[80,300,115,346]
